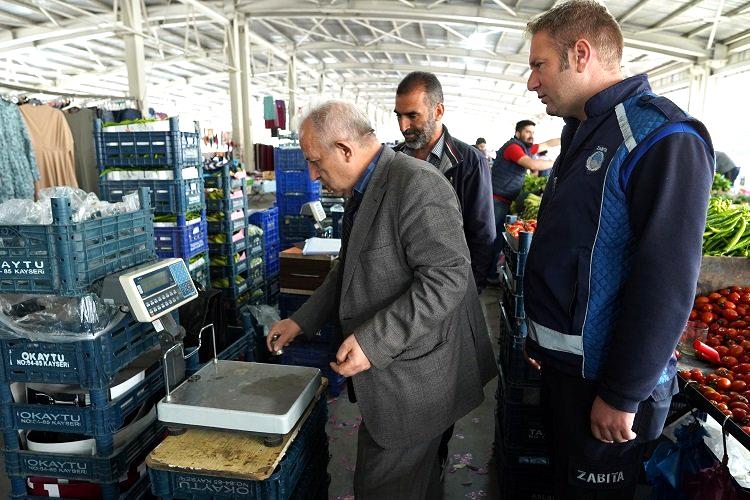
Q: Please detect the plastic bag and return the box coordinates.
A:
[247,305,280,339]
[0,188,141,226]
[0,293,120,341]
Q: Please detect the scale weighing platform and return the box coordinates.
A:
[101,258,321,443]
[157,361,321,442]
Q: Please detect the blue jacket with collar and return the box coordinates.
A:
[395,127,495,286]
[524,75,714,415]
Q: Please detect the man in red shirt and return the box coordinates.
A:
[487,120,559,283]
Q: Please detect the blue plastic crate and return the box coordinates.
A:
[208,233,249,256]
[154,220,207,260]
[0,189,155,297]
[290,447,330,500]
[496,399,549,452]
[148,395,326,499]
[207,213,247,234]
[277,192,320,217]
[280,215,316,239]
[249,208,279,235]
[0,313,161,389]
[206,192,247,214]
[203,173,244,191]
[212,275,249,300]
[95,118,200,170]
[210,255,249,279]
[0,353,164,437]
[494,446,554,500]
[273,148,307,172]
[266,257,280,278]
[99,177,204,216]
[188,252,210,290]
[265,242,280,261]
[4,419,165,484]
[502,230,532,279]
[275,169,320,194]
[20,463,152,500]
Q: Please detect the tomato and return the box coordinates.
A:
[690,369,705,384]
[700,304,715,312]
[723,309,740,320]
[725,301,737,310]
[708,337,721,347]
[730,321,747,329]
[716,345,730,357]
[689,310,698,320]
[740,293,750,304]
[716,402,729,411]
[732,408,748,422]
[730,395,749,404]
[708,293,722,301]
[722,356,739,368]
[742,341,750,351]
[701,312,716,324]
[721,289,733,296]
[729,292,742,303]
[717,297,728,307]
[729,401,750,411]
[737,306,748,316]
[732,286,744,292]
[742,426,750,435]
[717,377,732,391]
[731,380,748,392]
[736,363,750,374]
[717,318,729,326]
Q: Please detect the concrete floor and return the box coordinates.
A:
[324,288,502,500]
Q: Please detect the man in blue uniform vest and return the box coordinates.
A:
[487,120,559,283]
[522,1,714,497]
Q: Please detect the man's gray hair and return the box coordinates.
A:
[301,100,375,148]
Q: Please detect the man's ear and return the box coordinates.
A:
[572,39,592,73]
[435,102,445,122]
[336,141,354,161]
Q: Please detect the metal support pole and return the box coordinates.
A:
[239,21,255,170]
[687,62,711,118]
[288,52,297,132]
[121,0,147,114]
[226,16,244,161]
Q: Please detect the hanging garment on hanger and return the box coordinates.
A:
[64,108,99,195]
[275,100,287,130]
[263,96,276,120]
[20,104,78,189]
[0,99,39,203]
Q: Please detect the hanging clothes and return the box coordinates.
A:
[0,99,39,203]
[20,104,78,189]
[275,100,287,130]
[64,108,99,195]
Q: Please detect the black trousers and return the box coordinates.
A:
[540,366,671,499]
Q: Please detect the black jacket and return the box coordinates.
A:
[395,126,496,285]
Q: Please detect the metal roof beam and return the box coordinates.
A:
[317,62,528,83]
[297,41,529,66]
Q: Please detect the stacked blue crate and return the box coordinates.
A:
[249,207,280,304]
[147,390,328,499]
[205,165,255,324]
[277,293,345,397]
[495,221,553,499]
[275,148,320,249]
[94,117,207,287]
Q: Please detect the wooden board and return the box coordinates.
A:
[145,382,326,481]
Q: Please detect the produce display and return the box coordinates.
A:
[521,174,548,194]
[680,286,750,434]
[703,197,750,257]
[522,193,541,220]
[505,218,536,238]
[712,172,733,194]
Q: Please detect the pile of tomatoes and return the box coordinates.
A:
[506,219,537,239]
[679,286,750,433]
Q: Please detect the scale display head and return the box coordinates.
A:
[102,258,198,331]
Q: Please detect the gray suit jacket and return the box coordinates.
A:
[291,146,497,449]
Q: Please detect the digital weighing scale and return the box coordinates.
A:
[101,258,321,444]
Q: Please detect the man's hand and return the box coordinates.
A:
[330,334,372,377]
[523,344,541,371]
[590,396,636,444]
[266,318,302,353]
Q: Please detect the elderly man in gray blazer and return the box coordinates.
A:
[267,100,496,499]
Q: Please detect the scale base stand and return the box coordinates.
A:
[263,435,283,447]
[167,426,187,436]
